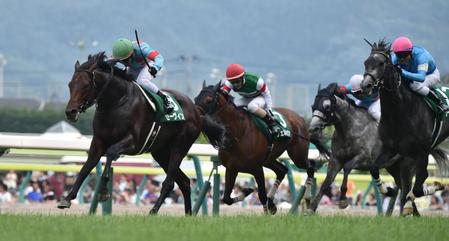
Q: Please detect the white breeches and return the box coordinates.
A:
[135,67,160,93]
[409,68,440,95]
[367,98,381,122]
[234,96,266,113]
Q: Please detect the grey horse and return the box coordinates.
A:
[306,83,420,215]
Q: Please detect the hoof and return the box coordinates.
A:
[57,199,71,209]
[303,209,316,216]
[98,189,110,202]
[338,199,349,209]
[149,208,158,215]
[402,200,413,216]
[267,198,277,215]
[384,187,397,197]
[242,188,254,197]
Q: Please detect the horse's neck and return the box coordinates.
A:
[96,75,129,110]
[379,80,414,123]
[215,104,248,138]
[333,97,370,135]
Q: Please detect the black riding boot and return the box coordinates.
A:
[263,112,281,138]
[427,90,449,112]
[157,91,175,114]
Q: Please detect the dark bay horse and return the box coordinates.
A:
[360,40,449,215]
[195,82,329,214]
[307,83,421,215]
[59,52,223,215]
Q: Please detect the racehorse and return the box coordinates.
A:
[194,82,330,214]
[360,40,449,215]
[307,83,421,215]
[59,52,224,215]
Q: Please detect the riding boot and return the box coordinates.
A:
[157,91,175,114]
[263,112,281,138]
[427,90,449,112]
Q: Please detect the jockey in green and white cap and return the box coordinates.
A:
[112,38,174,114]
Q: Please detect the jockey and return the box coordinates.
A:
[391,36,449,112]
[112,38,174,114]
[220,63,282,137]
[339,74,381,122]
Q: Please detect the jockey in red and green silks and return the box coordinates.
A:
[221,63,282,137]
[112,38,174,114]
[391,36,449,112]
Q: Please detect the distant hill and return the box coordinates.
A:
[1,0,448,115]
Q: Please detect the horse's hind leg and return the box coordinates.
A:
[152,151,192,215]
[306,158,342,213]
[264,161,288,214]
[338,166,352,209]
[287,143,314,203]
[58,138,105,209]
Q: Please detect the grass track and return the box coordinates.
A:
[0,214,448,241]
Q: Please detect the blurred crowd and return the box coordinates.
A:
[1,170,449,212]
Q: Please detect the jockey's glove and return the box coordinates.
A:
[149,66,158,77]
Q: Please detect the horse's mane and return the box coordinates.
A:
[370,38,391,55]
[80,51,134,82]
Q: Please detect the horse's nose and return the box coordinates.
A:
[65,108,79,122]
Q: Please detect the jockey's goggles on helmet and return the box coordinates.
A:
[395,51,411,59]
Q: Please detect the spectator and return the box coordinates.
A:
[27,181,43,203]
[141,180,160,205]
[4,170,18,191]
[0,181,12,204]
[429,194,444,210]
[42,181,56,202]
[365,193,377,206]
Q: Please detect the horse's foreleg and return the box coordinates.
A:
[404,155,432,216]
[222,167,238,205]
[58,138,105,209]
[371,149,395,194]
[253,167,270,214]
[306,158,342,213]
[98,135,135,202]
[338,167,351,209]
[264,161,288,214]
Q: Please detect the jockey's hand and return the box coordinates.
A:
[149,66,158,78]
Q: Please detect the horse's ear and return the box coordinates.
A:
[364,38,374,48]
[88,54,92,60]
[202,80,206,88]
[214,81,221,91]
[317,83,321,92]
[75,61,80,70]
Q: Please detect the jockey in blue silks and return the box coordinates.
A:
[391,36,449,112]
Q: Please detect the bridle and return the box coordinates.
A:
[363,51,402,92]
[195,87,222,115]
[74,64,114,113]
[312,93,338,128]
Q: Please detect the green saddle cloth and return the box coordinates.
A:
[250,110,292,141]
[423,86,449,120]
[140,88,186,122]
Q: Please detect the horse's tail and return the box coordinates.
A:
[430,147,449,176]
[201,115,225,149]
[309,135,331,161]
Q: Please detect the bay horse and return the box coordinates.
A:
[194,82,330,214]
[360,40,449,215]
[58,52,224,215]
[307,83,420,215]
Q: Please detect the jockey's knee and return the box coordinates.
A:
[247,102,261,113]
[409,81,429,95]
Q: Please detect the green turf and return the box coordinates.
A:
[0,214,448,241]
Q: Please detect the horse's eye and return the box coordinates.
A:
[322,99,331,110]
